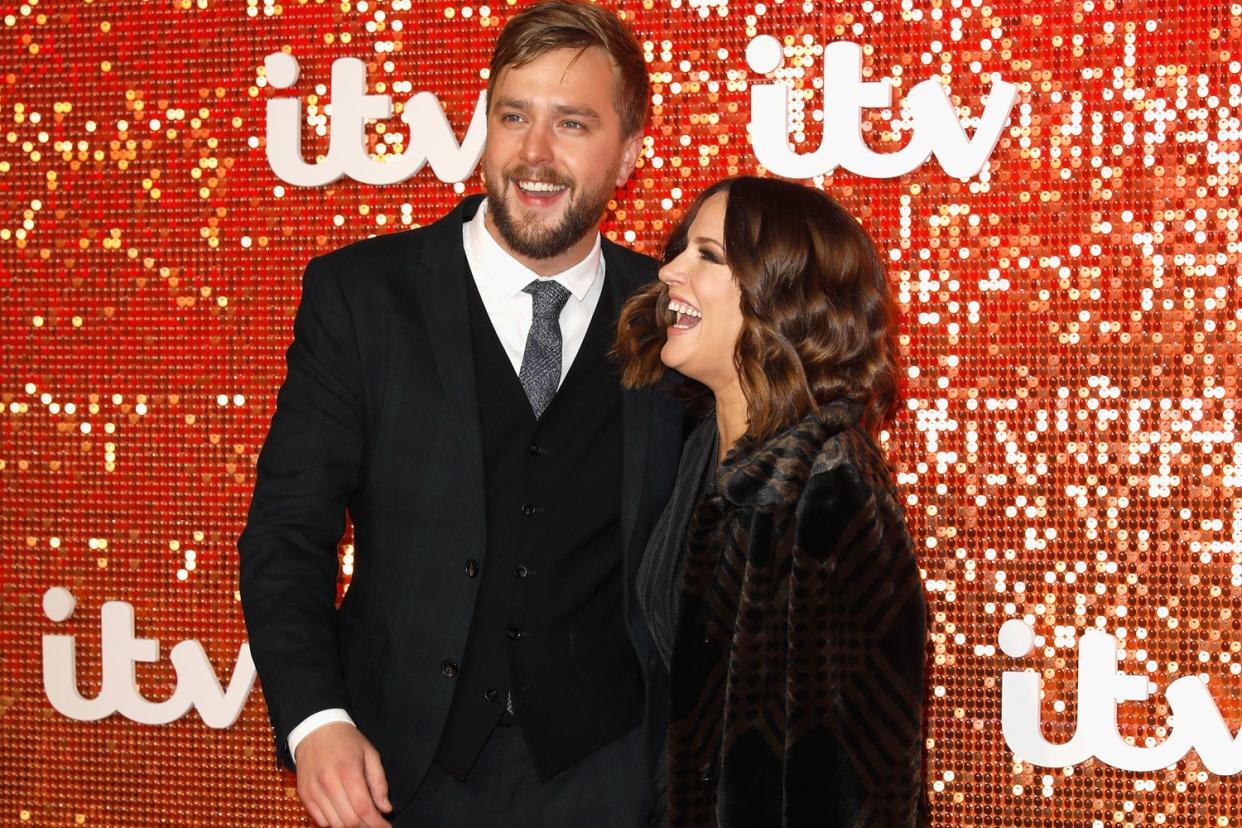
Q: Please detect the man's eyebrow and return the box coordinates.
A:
[491,96,530,111]
[551,103,603,124]
[490,98,604,125]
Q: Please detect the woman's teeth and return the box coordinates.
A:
[667,299,702,329]
[668,299,702,318]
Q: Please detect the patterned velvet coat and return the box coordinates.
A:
[666,398,928,827]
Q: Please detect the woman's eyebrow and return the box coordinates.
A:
[693,235,726,251]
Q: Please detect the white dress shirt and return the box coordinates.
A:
[286,199,606,762]
[463,199,605,385]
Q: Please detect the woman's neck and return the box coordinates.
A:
[713,380,749,462]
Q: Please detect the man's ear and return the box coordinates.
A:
[615,131,645,187]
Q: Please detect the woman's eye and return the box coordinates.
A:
[699,249,722,264]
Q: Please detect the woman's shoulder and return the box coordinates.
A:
[806,409,903,510]
[743,395,885,476]
[806,398,883,471]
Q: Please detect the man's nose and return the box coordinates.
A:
[519,122,555,166]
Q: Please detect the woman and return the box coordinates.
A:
[614,177,928,827]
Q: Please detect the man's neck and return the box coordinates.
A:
[482,207,599,277]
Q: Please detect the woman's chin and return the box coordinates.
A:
[661,348,705,385]
[659,341,687,375]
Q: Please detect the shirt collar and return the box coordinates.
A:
[465,199,602,301]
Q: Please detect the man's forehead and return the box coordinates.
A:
[494,45,618,86]
[491,47,621,119]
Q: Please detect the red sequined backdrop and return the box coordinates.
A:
[2,0,1240,824]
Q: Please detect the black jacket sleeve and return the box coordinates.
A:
[782,459,927,827]
[237,257,365,770]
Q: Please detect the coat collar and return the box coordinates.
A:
[715,397,866,508]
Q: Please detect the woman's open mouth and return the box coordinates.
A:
[667,298,702,330]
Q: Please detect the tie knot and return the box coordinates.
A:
[523,279,572,321]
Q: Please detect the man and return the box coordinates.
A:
[238,2,683,826]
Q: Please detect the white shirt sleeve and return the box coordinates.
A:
[287,708,357,763]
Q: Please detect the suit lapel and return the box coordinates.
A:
[408,196,486,507]
[604,242,654,564]
[620,388,653,575]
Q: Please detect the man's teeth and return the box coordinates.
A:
[517,180,568,193]
[667,299,702,318]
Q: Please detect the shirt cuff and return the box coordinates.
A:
[288,709,356,764]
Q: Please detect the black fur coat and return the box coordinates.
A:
[666,398,928,827]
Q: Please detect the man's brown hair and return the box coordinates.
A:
[488,0,649,137]
[614,176,903,441]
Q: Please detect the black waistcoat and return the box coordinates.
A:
[433,271,643,782]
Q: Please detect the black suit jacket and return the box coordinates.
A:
[238,195,683,810]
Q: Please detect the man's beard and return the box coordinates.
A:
[485,163,617,261]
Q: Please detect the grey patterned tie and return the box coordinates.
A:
[518,279,572,419]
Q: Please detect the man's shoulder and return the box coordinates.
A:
[602,235,661,286]
[305,195,479,285]
[309,225,424,276]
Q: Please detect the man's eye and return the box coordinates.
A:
[501,113,523,123]
[562,121,584,130]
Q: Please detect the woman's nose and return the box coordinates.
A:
[658,255,686,286]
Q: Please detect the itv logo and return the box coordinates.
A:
[262,39,1015,187]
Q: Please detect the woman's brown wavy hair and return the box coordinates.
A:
[614,176,902,440]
